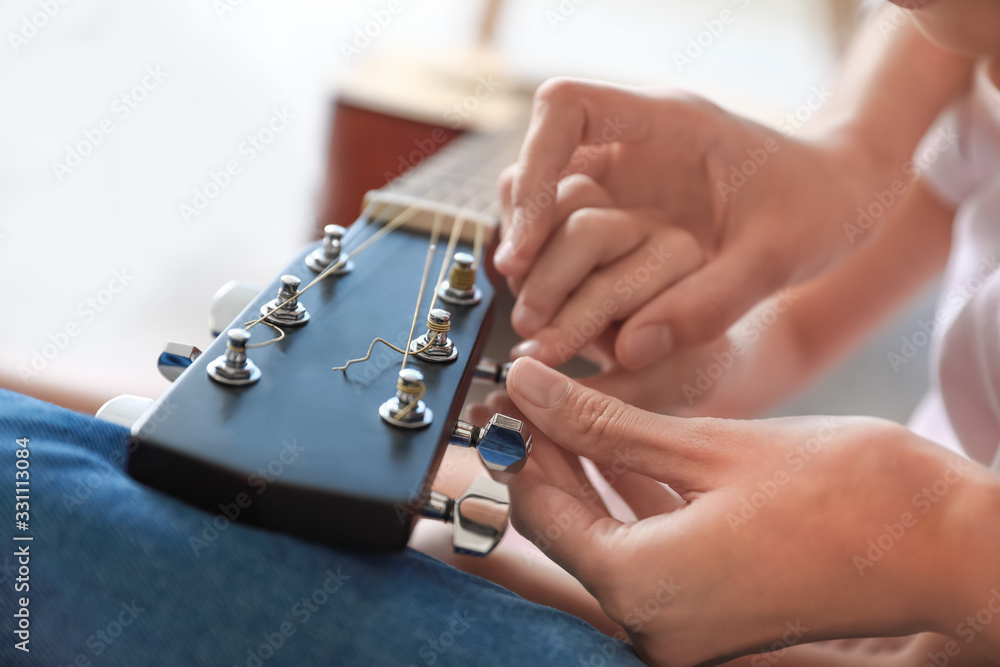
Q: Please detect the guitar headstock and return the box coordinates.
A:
[127,212,527,553]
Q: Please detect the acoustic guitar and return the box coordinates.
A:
[98,118,531,556]
[96,0,539,556]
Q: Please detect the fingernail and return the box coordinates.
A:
[512,302,545,335]
[511,339,540,359]
[623,324,673,368]
[509,358,570,409]
[495,239,515,267]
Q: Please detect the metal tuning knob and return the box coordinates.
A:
[209,280,262,337]
[450,413,531,473]
[380,369,433,429]
[473,359,511,385]
[260,275,309,327]
[421,477,510,556]
[409,309,458,363]
[207,329,261,386]
[157,342,202,382]
[437,252,482,306]
[306,224,353,275]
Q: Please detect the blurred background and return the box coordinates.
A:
[0,0,935,422]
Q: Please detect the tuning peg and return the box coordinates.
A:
[157,342,202,382]
[450,413,531,473]
[95,395,155,430]
[209,280,262,336]
[421,477,510,556]
[473,359,511,384]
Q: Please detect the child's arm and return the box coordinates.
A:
[704,177,955,417]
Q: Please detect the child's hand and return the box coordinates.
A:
[496,78,870,370]
[500,357,1000,666]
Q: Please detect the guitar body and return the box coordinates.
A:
[317,50,532,235]
[128,226,494,550]
[320,100,462,233]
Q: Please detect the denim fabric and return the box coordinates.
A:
[0,389,641,667]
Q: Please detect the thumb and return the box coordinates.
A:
[505,357,731,496]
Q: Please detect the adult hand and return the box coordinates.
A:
[498,357,999,666]
[495,78,872,370]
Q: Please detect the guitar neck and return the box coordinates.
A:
[362,125,524,241]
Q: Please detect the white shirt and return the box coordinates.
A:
[909,60,1000,470]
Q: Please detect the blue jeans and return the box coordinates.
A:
[0,389,641,666]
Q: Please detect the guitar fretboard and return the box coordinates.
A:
[362,125,524,241]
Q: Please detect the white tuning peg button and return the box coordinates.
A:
[95,395,155,430]
[209,280,262,336]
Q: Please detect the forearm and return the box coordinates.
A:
[693,178,954,419]
[809,4,973,189]
[939,471,1000,663]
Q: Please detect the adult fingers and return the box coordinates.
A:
[494,78,654,277]
[505,357,740,496]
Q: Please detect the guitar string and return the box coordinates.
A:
[385,211,468,418]
[243,199,419,348]
[389,212,445,418]
[425,212,466,318]
[473,201,499,267]
[332,210,463,373]
[247,178,498,357]
[400,211,444,371]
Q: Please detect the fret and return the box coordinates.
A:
[363,124,524,242]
